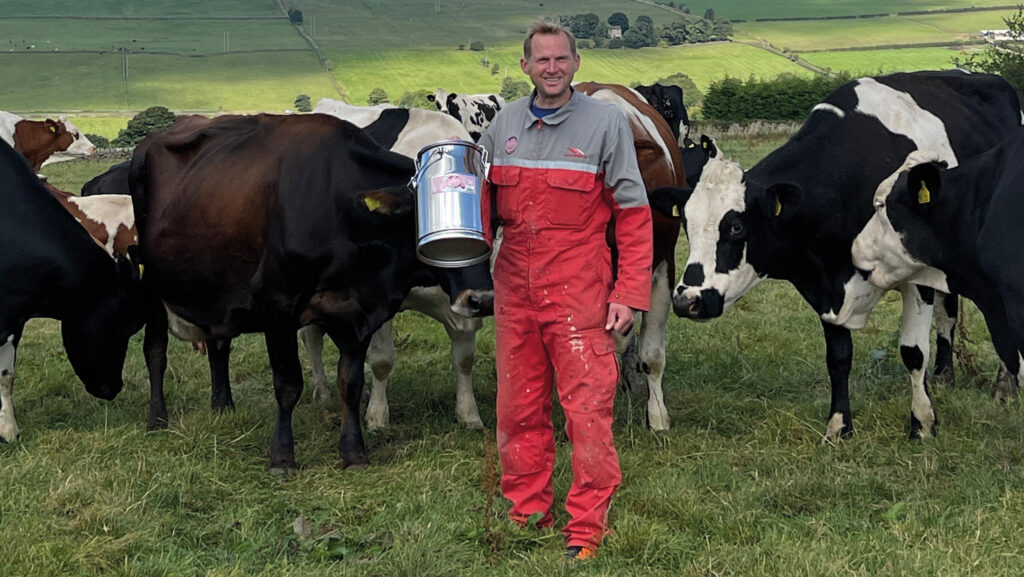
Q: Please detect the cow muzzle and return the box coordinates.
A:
[451,289,494,318]
[672,287,724,320]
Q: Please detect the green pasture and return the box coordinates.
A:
[0,52,338,114]
[736,10,1012,52]
[676,0,1014,21]
[331,42,814,106]
[802,46,971,76]
[0,18,306,54]
[5,135,1024,575]
[2,0,282,18]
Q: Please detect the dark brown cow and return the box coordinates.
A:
[128,113,493,473]
[0,111,96,172]
[573,81,686,431]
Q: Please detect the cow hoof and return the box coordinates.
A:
[312,385,335,406]
[992,365,1018,403]
[342,456,370,470]
[823,412,853,444]
[930,369,955,389]
[0,427,17,443]
[460,416,485,430]
[268,466,298,481]
[147,418,169,431]
[909,412,937,440]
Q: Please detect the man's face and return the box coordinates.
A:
[521,33,580,106]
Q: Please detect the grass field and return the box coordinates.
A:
[736,11,1011,52]
[4,134,1024,576]
[802,46,974,76]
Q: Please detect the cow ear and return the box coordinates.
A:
[700,135,718,159]
[358,186,414,216]
[906,162,943,208]
[45,119,60,134]
[648,186,692,220]
[764,182,803,222]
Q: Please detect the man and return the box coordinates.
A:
[478,19,653,559]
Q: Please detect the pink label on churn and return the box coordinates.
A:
[431,173,477,195]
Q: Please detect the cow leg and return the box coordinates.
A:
[207,338,234,411]
[0,332,20,442]
[144,300,170,430]
[264,327,303,475]
[365,321,394,431]
[445,320,484,429]
[299,325,334,404]
[641,260,671,431]
[931,291,957,387]
[901,285,937,439]
[337,346,370,469]
[822,321,854,442]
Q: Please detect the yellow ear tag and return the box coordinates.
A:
[701,141,708,149]
[688,142,696,149]
[774,198,782,216]
[137,263,145,280]
[364,196,382,212]
[671,205,680,218]
[917,181,931,204]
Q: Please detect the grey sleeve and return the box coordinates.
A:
[602,112,648,208]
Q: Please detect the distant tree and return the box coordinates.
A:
[704,8,715,20]
[608,37,623,49]
[397,89,433,109]
[293,94,312,112]
[501,77,531,101]
[652,72,703,111]
[368,87,389,105]
[491,62,500,75]
[569,13,600,39]
[112,106,176,148]
[711,18,733,40]
[955,7,1024,98]
[635,15,656,46]
[288,8,303,24]
[577,39,592,49]
[608,12,629,32]
[594,20,609,46]
[622,29,648,49]
[470,40,485,51]
[85,133,109,148]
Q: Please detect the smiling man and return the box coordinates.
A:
[477,19,652,560]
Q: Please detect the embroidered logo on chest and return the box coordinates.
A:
[564,147,587,159]
[505,136,518,155]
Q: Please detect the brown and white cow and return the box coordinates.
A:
[573,81,687,431]
[0,111,96,172]
[427,89,505,142]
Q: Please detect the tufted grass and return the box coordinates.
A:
[3,131,1023,576]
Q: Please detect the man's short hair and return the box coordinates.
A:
[523,19,577,59]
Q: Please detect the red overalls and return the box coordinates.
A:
[479,90,653,548]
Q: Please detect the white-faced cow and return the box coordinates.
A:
[306,97,485,431]
[635,83,689,141]
[128,113,493,472]
[427,89,505,141]
[0,111,96,172]
[649,70,1022,441]
[0,141,144,442]
[853,134,1024,401]
[572,81,687,431]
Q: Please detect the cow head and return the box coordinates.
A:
[853,150,950,292]
[38,116,96,168]
[356,186,493,318]
[650,155,764,319]
[60,287,145,401]
[427,90,503,142]
[680,134,717,189]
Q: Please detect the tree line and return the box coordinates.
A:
[560,11,732,49]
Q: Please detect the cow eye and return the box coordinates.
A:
[728,222,744,237]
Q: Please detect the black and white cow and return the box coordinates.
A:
[0,140,144,442]
[310,98,486,430]
[427,89,505,141]
[650,70,1022,441]
[853,135,1024,401]
[635,83,689,141]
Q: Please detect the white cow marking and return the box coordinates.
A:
[586,89,676,178]
[811,103,845,118]
[67,194,134,258]
[854,78,958,168]
[0,335,19,442]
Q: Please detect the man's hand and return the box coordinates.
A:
[605,303,637,334]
